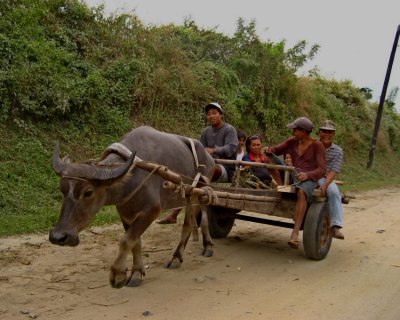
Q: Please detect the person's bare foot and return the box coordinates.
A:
[156,218,177,224]
[156,209,181,224]
[287,239,299,249]
[288,231,299,249]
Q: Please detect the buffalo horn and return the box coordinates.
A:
[52,142,137,181]
[52,142,66,175]
[89,151,136,181]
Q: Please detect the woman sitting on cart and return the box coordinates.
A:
[242,135,282,187]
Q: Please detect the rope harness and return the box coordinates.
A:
[96,141,215,200]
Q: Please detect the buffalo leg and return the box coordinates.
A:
[165,198,196,269]
[110,232,132,288]
[110,207,160,288]
[122,220,145,286]
[126,238,145,287]
[200,206,214,257]
[165,195,214,269]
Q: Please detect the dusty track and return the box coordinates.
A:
[1,188,400,320]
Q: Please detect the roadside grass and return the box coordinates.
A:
[340,149,400,192]
[0,122,126,237]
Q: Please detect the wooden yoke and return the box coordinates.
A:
[134,160,183,185]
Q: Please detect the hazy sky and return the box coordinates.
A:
[85,0,400,107]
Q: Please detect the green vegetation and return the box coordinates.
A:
[1,0,400,236]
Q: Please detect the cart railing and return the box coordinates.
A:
[215,158,295,186]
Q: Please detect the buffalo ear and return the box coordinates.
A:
[129,151,137,173]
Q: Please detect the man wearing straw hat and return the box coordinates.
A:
[318,119,345,239]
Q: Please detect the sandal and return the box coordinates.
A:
[287,239,299,249]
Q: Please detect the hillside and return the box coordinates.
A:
[1,0,400,236]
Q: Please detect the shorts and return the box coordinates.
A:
[214,164,229,182]
[294,179,317,202]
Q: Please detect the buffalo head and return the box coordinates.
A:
[49,143,135,246]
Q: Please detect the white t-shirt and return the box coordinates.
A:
[236,149,244,161]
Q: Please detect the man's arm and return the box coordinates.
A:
[199,128,208,147]
[213,125,238,159]
[265,137,293,156]
[320,146,343,196]
[320,170,337,196]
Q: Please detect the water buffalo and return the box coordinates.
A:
[50,126,215,288]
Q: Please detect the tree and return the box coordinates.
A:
[360,87,373,100]
[385,87,399,109]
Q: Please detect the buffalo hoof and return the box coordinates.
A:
[164,258,181,269]
[203,248,214,257]
[126,278,142,287]
[109,268,128,289]
[126,270,144,287]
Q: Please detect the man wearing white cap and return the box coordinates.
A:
[200,102,239,181]
[318,119,345,239]
[264,116,326,249]
[157,102,238,224]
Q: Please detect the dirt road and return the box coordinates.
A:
[1,188,400,320]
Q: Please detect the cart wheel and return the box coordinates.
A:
[303,202,332,260]
[207,206,238,238]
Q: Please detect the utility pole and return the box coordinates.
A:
[367,25,400,169]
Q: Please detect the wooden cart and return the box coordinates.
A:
[136,158,341,261]
[204,183,332,260]
[166,158,338,261]
[206,159,339,260]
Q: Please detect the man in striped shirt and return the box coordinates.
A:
[318,119,345,239]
